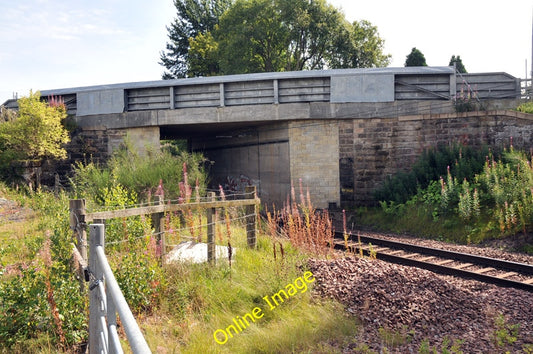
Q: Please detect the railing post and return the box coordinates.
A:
[219,83,225,107]
[89,224,105,354]
[273,79,279,104]
[169,86,175,109]
[206,192,216,263]
[69,199,88,264]
[152,195,165,259]
[245,186,257,248]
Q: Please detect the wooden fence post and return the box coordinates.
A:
[152,195,165,259]
[69,199,88,263]
[206,192,216,263]
[245,186,257,248]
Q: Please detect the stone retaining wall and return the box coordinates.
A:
[339,111,533,205]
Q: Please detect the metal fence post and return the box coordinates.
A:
[245,186,257,248]
[206,192,216,263]
[89,224,105,354]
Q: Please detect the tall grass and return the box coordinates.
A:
[0,143,209,352]
[1,157,359,352]
[0,188,87,352]
[71,139,207,203]
[145,229,357,353]
[136,181,358,352]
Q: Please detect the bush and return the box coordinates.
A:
[0,93,70,181]
[71,140,207,203]
[0,92,69,161]
[440,147,533,235]
[374,144,489,204]
[113,250,165,315]
[516,101,533,114]
[477,148,533,235]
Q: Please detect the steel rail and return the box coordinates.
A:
[334,232,533,293]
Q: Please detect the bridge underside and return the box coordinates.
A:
[162,121,292,208]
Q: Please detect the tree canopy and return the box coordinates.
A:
[161,0,390,78]
[404,47,427,67]
[0,92,70,161]
[159,0,232,79]
[449,55,467,73]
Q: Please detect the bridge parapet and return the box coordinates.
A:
[28,67,519,119]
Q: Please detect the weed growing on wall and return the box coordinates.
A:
[516,101,533,114]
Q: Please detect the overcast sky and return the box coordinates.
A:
[1,0,532,104]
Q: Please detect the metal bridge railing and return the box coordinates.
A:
[88,224,151,354]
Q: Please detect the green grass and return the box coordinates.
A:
[355,203,502,245]
[1,181,360,352]
[0,185,43,266]
[141,230,359,353]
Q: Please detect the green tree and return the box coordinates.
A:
[188,31,220,77]
[0,105,16,122]
[449,55,467,73]
[215,0,288,74]
[159,0,232,79]
[195,0,390,75]
[278,0,350,71]
[330,20,391,68]
[404,47,427,67]
[0,92,70,160]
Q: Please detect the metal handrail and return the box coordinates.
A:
[89,224,151,354]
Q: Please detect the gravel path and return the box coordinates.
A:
[309,255,533,353]
[0,197,32,222]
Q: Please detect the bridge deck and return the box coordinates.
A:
[0,67,514,117]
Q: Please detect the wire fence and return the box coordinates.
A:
[85,191,253,214]
[69,187,260,353]
[104,212,257,247]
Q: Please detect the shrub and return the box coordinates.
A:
[516,101,533,114]
[0,93,70,181]
[71,139,207,203]
[374,144,489,204]
[113,249,165,315]
[476,148,533,235]
[0,92,69,161]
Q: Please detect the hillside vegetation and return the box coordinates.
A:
[359,142,533,252]
[0,145,360,352]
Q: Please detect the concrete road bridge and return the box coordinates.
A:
[4,67,529,208]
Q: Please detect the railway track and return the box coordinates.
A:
[333,232,533,292]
